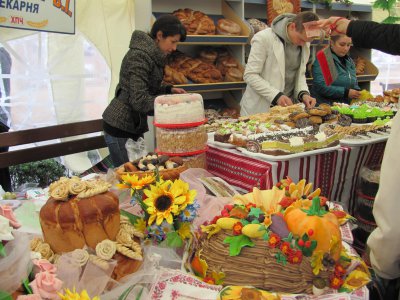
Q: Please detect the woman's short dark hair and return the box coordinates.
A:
[150,15,187,42]
[292,11,319,32]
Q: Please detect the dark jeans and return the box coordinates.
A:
[103,132,131,168]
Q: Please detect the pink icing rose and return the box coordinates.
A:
[16,295,42,300]
[30,272,63,300]
[0,205,21,229]
[33,259,57,275]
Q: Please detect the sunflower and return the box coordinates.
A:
[143,180,186,225]
[117,173,155,195]
[176,180,197,210]
[58,288,99,300]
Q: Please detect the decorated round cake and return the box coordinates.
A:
[154,93,205,125]
[191,178,371,296]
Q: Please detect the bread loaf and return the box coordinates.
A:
[39,191,120,253]
[173,8,215,35]
[216,19,241,36]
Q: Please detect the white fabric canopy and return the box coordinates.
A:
[0,0,136,173]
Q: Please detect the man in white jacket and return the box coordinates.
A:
[240,12,318,116]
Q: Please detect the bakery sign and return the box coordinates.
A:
[0,0,75,34]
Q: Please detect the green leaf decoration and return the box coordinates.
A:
[251,219,260,224]
[0,243,6,257]
[302,197,327,217]
[120,210,140,225]
[0,291,13,300]
[117,284,139,300]
[248,207,263,218]
[223,235,254,256]
[339,287,352,293]
[22,278,33,294]
[240,219,250,226]
[275,252,288,266]
[165,231,183,248]
[219,286,233,297]
[282,232,293,243]
[262,231,271,241]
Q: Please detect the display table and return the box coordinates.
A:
[206,142,386,212]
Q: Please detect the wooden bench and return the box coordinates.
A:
[0,119,107,169]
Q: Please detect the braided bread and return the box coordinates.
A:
[173,8,215,35]
[355,57,366,75]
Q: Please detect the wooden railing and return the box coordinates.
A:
[0,119,106,168]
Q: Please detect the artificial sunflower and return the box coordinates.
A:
[117,173,155,195]
[178,180,197,210]
[143,181,184,225]
[58,288,99,300]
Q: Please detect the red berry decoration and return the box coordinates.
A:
[308,229,314,236]
[298,239,305,247]
[305,240,311,248]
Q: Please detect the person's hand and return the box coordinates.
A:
[302,94,316,108]
[348,89,361,99]
[277,95,293,107]
[315,17,351,36]
[171,87,187,94]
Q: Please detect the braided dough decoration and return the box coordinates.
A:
[116,229,133,247]
[30,237,44,251]
[116,243,143,261]
[89,254,109,270]
[50,183,69,201]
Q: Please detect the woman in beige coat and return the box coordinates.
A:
[240,12,318,116]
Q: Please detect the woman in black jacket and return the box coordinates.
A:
[315,16,400,300]
[102,15,186,167]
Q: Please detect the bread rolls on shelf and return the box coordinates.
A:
[216,18,241,36]
[173,8,215,35]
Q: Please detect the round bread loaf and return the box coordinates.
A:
[39,191,120,253]
[217,19,241,35]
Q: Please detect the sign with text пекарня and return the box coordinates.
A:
[0,0,75,34]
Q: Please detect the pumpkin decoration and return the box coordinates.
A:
[284,197,342,260]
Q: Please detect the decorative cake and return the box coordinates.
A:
[39,178,119,253]
[154,93,205,125]
[191,179,370,295]
[156,125,208,153]
[39,177,144,281]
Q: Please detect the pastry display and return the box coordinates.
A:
[199,48,218,64]
[173,8,216,35]
[156,125,208,153]
[216,18,241,36]
[39,177,118,253]
[164,49,244,84]
[115,153,188,181]
[154,93,205,125]
[163,65,188,85]
[246,127,340,155]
